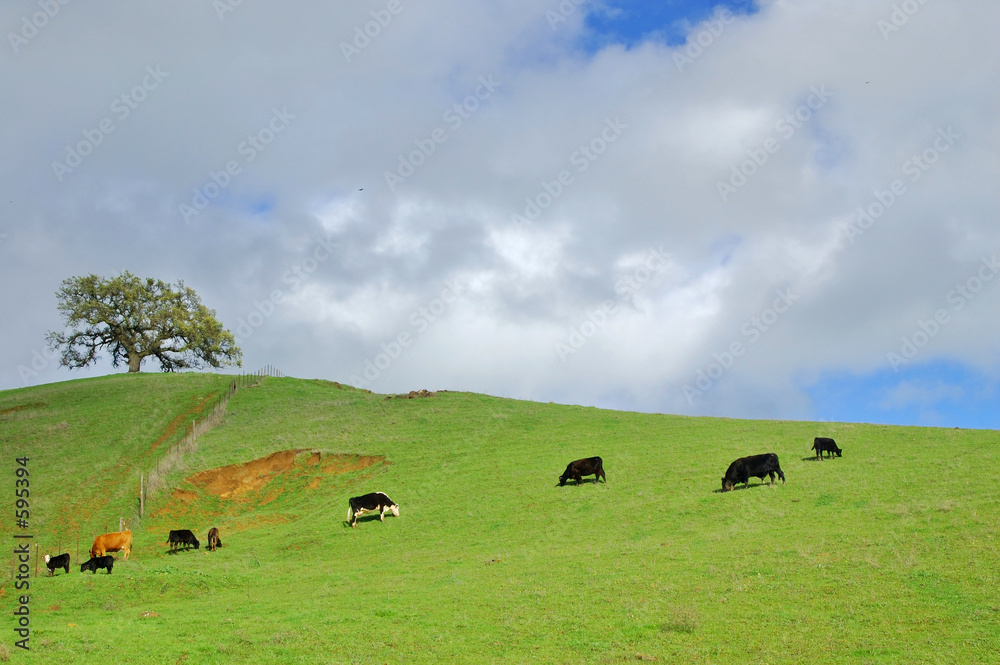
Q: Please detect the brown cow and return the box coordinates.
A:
[207,527,222,551]
[90,531,133,560]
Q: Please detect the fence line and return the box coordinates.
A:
[12,367,285,577]
[140,366,283,518]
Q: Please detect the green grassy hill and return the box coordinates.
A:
[2,373,998,663]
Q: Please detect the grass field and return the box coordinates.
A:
[2,373,998,663]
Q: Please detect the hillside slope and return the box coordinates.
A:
[2,374,998,663]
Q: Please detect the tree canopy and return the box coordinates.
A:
[46,271,242,374]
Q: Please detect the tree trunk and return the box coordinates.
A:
[127,352,142,373]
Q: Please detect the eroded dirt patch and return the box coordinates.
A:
[156,450,386,523]
[189,450,385,499]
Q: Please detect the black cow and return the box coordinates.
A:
[722,453,786,491]
[347,492,399,528]
[43,553,70,576]
[80,555,114,574]
[167,529,200,552]
[207,527,222,551]
[559,456,606,486]
[812,437,842,459]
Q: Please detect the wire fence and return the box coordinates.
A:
[9,366,284,580]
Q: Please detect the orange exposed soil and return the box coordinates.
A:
[156,450,386,521]
[189,450,383,499]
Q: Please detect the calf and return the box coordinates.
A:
[347,492,399,528]
[722,453,786,491]
[559,456,606,486]
[812,437,842,459]
[167,529,200,552]
[80,555,114,574]
[207,527,222,551]
[43,553,70,577]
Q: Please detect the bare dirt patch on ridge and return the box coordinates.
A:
[155,450,387,523]
[189,450,385,499]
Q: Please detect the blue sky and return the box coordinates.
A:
[806,362,999,430]
[583,0,757,49]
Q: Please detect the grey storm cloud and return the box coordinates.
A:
[2,0,998,423]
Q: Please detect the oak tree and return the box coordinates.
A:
[46,271,242,374]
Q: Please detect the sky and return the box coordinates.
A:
[2,0,999,429]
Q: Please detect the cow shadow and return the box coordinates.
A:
[343,514,385,529]
[714,481,779,493]
[554,478,604,487]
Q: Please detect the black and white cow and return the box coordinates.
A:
[812,437,842,459]
[347,492,399,528]
[722,453,786,491]
[167,529,200,552]
[80,555,114,574]
[44,553,70,576]
[558,456,606,486]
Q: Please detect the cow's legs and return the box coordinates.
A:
[379,508,385,522]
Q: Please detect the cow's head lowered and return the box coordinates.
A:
[389,504,400,517]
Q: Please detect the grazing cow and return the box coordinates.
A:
[812,437,842,459]
[90,530,132,560]
[80,555,114,574]
[167,529,200,552]
[43,553,70,577]
[207,527,222,551]
[558,456,606,486]
[347,492,399,528]
[722,453,786,491]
